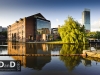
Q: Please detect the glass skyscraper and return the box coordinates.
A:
[82,9,90,31]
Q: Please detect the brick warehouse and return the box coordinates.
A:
[7,13,51,42]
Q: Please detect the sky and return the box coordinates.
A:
[0,0,100,31]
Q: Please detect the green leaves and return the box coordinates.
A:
[58,16,86,44]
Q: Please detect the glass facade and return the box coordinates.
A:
[36,19,51,34]
[82,9,90,31]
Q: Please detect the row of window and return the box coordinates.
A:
[8,25,24,31]
[8,30,24,36]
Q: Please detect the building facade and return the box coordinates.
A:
[51,25,61,40]
[7,13,51,42]
[82,9,91,31]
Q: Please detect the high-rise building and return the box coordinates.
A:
[82,9,90,32]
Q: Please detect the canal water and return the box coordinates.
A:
[0,42,100,75]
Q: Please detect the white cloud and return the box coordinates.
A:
[91,19,100,31]
[78,19,82,25]
[78,19,100,31]
[56,19,59,22]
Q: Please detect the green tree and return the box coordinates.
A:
[0,31,7,38]
[94,31,100,39]
[86,31,100,39]
[86,31,96,38]
[58,16,86,44]
[2,31,7,38]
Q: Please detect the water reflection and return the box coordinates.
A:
[60,44,83,54]
[7,42,62,70]
[60,56,82,71]
[0,46,7,54]
[59,44,87,71]
[7,42,92,71]
[82,59,91,66]
[8,42,51,70]
[1,43,100,75]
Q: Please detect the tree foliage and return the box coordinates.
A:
[86,31,100,39]
[58,16,86,44]
[0,31,7,38]
[94,31,100,39]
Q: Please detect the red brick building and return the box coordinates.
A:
[7,13,51,42]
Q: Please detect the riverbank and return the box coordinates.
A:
[83,56,100,62]
[83,50,100,58]
[26,41,89,44]
[26,41,73,44]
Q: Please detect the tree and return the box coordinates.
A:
[86,32,96,38]
[58,16,86,44]
[86,31,100,39]
[2,31,7,38]
[94,31,100,39]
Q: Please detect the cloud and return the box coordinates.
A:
[78,19,100,31]
[56,19,59,22]
[78,19,82,25]
[91,19,100,31]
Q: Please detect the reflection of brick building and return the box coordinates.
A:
[8,42,51,70]
[7,13,51,42]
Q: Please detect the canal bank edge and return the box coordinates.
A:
[83,50,100,58]
[26,41,89,44]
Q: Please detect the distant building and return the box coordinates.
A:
[51,28,58,34]
[82,9,91,32]
[51,25,60,40]
[2,27,7,32]
[51,25,60,34]
[0,26,2,32]
[7,13,51,42]
[0,26,7,32]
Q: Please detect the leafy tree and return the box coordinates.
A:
[94,31,100,39]
[58,16,86,44]
[86,32,96,38]
[0,31,7,38]
[86,31,100,39]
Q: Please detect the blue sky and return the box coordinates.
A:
[0,0,100,31]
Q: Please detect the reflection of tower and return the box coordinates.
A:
[82,9,90,31]
[8,42,51,70]
[82,59,91,66]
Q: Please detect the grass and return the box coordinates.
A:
[48,40,62,43]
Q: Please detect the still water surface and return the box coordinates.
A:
[0,42,100,75]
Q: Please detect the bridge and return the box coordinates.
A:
[89,39,100,45]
